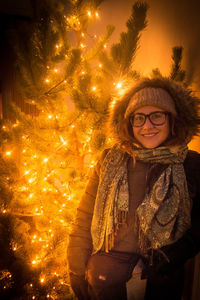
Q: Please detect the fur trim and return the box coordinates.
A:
[108,77,200,145]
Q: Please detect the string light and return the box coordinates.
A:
[116,82,122,89]
[5,151,12,156]
[40,277,45,284]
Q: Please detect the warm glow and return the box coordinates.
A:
[6,151,12,156]
[87,11,91,17]
[116,82,122,89]
[40,277,45,283]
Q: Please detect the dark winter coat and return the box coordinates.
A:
[67,149,200,275]
[67,77,200,298]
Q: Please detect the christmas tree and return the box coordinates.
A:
[0,0,149,299]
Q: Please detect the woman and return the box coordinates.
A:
[67,77,200,300]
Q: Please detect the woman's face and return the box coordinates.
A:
[132,106,170,149]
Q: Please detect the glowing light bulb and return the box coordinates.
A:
[92,86,96,91]
[40,277,45,283]
[99,64,102,68]
[43,158,48,163]
[48,115,52,119]
[6,151,12,156]
[54,68,58,72]
[104,44,107,48]
[116,82,122,89]
[80,43,85,48]
[45,79,50,83]
[87,11,91,17]
[110,100,116,108]
[95,12,99,17]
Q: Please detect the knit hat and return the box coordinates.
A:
[124,87,177,118]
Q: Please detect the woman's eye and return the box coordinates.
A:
[134,115,144,121]
[151,113,163,120]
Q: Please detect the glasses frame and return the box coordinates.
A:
[130,111,169,127]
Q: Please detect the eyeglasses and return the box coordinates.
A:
[130,111,169,127]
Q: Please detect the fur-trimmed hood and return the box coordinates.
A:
[108,77,200,145]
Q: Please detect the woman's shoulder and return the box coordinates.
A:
[184,150,200,172]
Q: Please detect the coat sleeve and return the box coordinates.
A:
[67,150,108,276]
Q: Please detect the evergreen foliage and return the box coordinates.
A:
[0,1,187,298]
[0,1,148,298]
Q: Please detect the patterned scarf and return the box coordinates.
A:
[91,144,192,253]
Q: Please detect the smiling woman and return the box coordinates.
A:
[67,77,200,300]
[131,106,170,149]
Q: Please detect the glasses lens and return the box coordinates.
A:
[131,112,167,127]
[149,112,166,125]
[132,114,145,127]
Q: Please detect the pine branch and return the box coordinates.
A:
[111,1,148,73]
[170,46,186,82]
